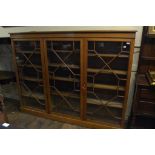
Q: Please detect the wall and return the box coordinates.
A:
[0,43,13,71]
[0,38,17,99]
[0,26,143,119]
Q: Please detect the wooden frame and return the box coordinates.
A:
[43,38,85,119]
[131,27,155,127]
[10,31,136,128]
[11,39,48,112]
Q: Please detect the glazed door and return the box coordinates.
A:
[86,39,131,125]
[45,39,84,118]
[13,39,47,111]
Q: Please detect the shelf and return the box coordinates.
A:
[141,56,155,61]
[135,112,155,118]
[21,90,45,100]
[87,68,127,75]
[88,53,129,58]
[50,76,125,91]
[16,65,124,79]
[52,91,79,99]
[48,63,79,69]
[48,49,80,53]
[16,50,40,54]
[15,45,40,48]
[136,74,149,87]
[51,91,122,109]
[50,76,79,82]
[21,76,43,82]
[18,64,42,69]
[87,83,125,91]
[48,63,127,75]
[87,98,123,109]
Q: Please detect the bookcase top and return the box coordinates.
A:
[10,30,136,39]
[10,30,136,34]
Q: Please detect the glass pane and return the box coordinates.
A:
[47,40,81,117]
[87,41,130,124]
[15,41,46,110]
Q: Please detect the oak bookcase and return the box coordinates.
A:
[132,27,155,128]
[10,31,136,128]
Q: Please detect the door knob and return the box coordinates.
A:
[82,83,86,89]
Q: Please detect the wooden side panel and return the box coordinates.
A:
[121,39,135,127]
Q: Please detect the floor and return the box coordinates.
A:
[4,100,155,129]
[5,100,85,129]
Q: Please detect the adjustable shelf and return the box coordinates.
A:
[52,91,79,99]
[16,50,40,54]
[87,68,127,75]
[21,91,45,100]
[18,64,42,68]
[50,76,79,82]
[87,83,125,91]
[141,56,155,61]
[47,49,80,53]
[51,91,123,109]
[88,53,129,58]
[48,63,127,75]
[15,45,40,49]
[87,98,123,109]
[50,75,125,91]
[21,76,43,82]
[49,63,79,69]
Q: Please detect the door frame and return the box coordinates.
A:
[84,37,134,126]
[43,38,87,119]
[11,38,48,112]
